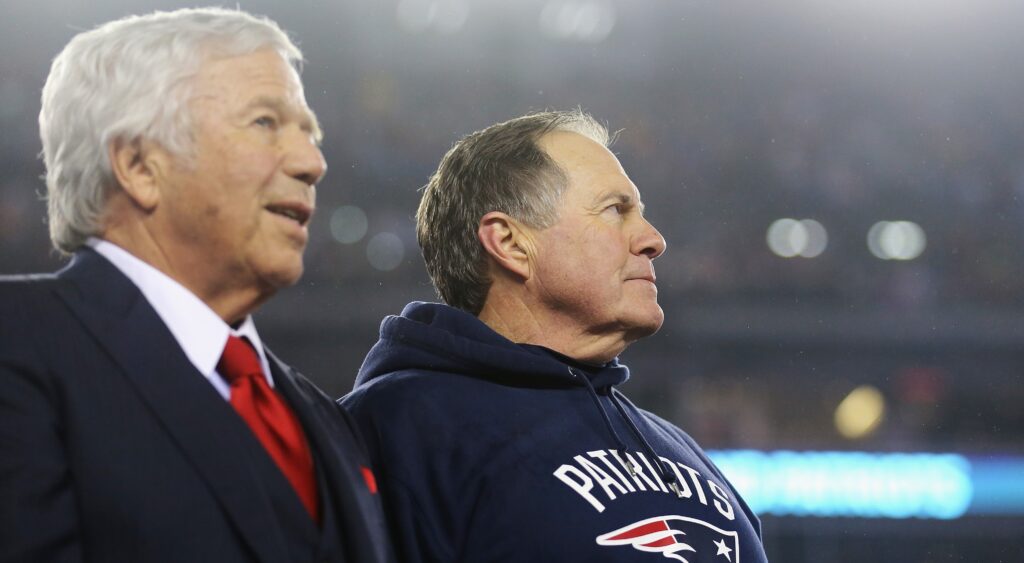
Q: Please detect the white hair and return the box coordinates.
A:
[40,7,304,253]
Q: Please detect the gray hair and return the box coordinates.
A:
[40,7,304,253]
[416,109,609,314]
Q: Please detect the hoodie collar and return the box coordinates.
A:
[356,302,630,389]
[354,302,684,495]
[518,344,630,390]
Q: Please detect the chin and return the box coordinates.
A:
[260,259,305,289]
[622,307,665,340]
[635,319,664,338]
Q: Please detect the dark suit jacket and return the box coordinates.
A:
[0,249,393,562]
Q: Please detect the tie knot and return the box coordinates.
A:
[218,335,263,384]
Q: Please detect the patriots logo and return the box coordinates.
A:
[596,515,739,562]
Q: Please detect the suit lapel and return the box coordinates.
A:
[268,351,392,562]
[55,250,290,563]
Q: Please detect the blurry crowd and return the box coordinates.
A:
[2,3,1022,458]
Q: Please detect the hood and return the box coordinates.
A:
[353,302,695,500]
[355,302,630,389]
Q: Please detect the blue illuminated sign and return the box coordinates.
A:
[707,450,1023,519]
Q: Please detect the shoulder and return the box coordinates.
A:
[632,405,740,482]
[0,274,67,339]
[0,271,85,325]
[343,369,469,411]
[640,406,723,461]
[0,273,62,300]
[637,407,701,445]
[0,276,71,406]
[341,369,512,444]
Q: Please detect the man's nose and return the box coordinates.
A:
[282,128,327,186]
[635,217,667,260]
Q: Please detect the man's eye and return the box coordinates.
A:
[605,204,624,215]
[253,116,277,128]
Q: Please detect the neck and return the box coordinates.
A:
[102,224,269,325]
[477,286,627,364]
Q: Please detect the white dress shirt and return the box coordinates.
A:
[87,238,274,400]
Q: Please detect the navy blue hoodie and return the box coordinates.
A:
[342,302,768,562]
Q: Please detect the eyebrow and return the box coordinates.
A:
[244,95,323,143]
[597,192,645,215]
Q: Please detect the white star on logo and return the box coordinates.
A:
[714,538,733,561]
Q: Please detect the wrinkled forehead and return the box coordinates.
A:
[189,48,299,97]
[540,131,637,200]
[189,48,322,138]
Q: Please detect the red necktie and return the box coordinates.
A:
[218,335,319,524]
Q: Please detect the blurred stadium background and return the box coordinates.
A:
[2,1,1022,560]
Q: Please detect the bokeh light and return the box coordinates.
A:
[396,0,469,34]
[867,221,927,260]
[329,205,369,245]
[366,232,405,271]
[767,218,828,258]
[539,1,616,42]
[835,385,886,439]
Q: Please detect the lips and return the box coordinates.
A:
[627,270,657,284]
[265,202,313,226]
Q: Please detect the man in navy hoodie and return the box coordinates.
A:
[342,110,769,562]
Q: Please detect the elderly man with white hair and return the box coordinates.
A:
[0,8,392,562]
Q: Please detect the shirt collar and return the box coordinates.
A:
[87,238,273,397]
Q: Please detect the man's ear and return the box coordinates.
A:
[107,138,165,212]
[478,211,533,280]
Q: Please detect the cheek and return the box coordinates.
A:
[223,155,272,190]
[212,130,278,182]
[588,236,630,267]
[201,201,223,220]
[220,160,276,216]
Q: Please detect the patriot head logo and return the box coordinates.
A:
[596,515,740,562]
